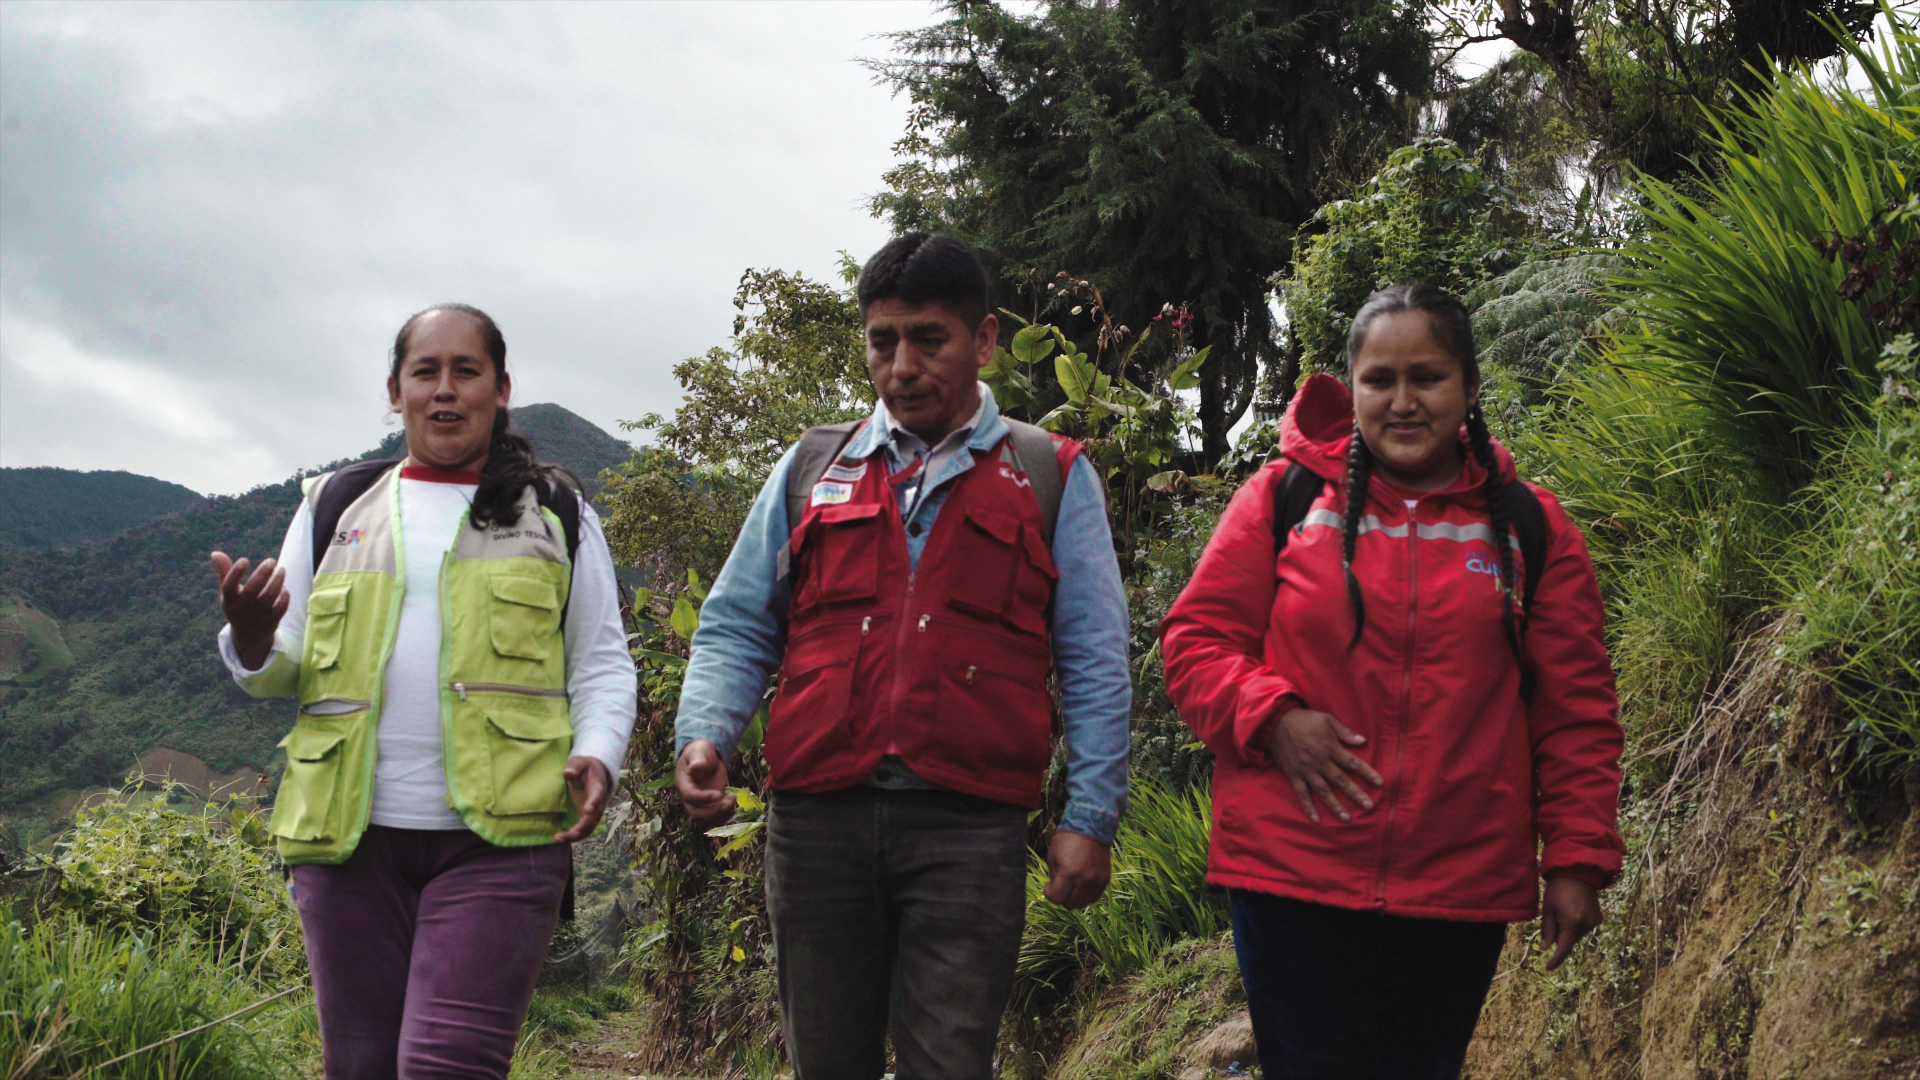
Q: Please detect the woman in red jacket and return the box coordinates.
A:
[1160,284,1623,1079]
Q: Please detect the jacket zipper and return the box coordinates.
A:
[1375,502,1418,906]
[450,682,568,703]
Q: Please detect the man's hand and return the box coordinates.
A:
[675,739,736,825]
[1265,707,1384,825]
[1540,877,1603,971]
[1043,830,1111,909]
[211,551,288,671]
[554,756,611,843]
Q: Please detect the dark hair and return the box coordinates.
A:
[856,232,990,328]
[389,303,574,533]
[1340,285,1530,693]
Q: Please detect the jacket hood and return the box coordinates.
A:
[1277,372,1519,492]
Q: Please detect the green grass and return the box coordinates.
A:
[1017,780,1225,1010]
[0,916,318,1079]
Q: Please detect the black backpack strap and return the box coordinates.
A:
[783,421,865,536]
[1002,418,1069,548]
[1271,461,1326,555]
[309,459,402,575]
[1504,480,1549,615]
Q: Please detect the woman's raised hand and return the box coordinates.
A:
[211,551,288,671]
[1265,707,1385,825]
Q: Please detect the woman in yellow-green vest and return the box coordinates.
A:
[210,304,637,1079]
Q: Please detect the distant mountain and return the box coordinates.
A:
[0,468,203,548]
[0,404,632,811]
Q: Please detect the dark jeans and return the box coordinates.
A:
[1229,890,1507,1080]
[289,826,571,1079]
[765,786,1029,1080]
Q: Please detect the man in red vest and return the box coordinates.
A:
[673,234,1132,1077]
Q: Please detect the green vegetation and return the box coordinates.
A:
[0,467,202,550]
[2,781,319,1078]
[0,916,317,1080]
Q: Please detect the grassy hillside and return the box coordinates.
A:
[0,467,203,549]
[0,404,633,813]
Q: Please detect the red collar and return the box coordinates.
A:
[400,465,482,485]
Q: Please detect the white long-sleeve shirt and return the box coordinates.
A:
[219,469,636,830]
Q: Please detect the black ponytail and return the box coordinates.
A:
[1342,284,1529,684]
[389,303,577,532]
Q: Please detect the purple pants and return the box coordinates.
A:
[289,825,570,1079]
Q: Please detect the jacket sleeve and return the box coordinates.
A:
[1524,487,1626,887]
[1158,466,1301,768]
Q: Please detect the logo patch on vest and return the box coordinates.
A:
[332,528,366,547]
[998,465,1033,489]
[823,461,868,483]
[810,481,853,506]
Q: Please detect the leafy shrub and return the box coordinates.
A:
[49,781,303,985]
[0,915,317,1080]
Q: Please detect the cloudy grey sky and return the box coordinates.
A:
[1,0,936,494]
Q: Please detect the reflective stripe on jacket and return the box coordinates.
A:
[269,465,577,863]
[1160,374,1623,921]
[770,432,1079,808]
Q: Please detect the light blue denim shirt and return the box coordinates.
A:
[674,383,1132,844]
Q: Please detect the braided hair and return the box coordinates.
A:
[389,303,577,532]
[1341,285,1530,691]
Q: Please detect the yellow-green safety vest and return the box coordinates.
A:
[262,465,577,864]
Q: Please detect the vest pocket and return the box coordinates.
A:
[481,698,574,817]
[269,719,356,841]
[766,625,858,779]
[797,503,885,611]
[488,575,561,662]
[306,585,351,670]
[945,508,1057,636]
[932,644,1053,778]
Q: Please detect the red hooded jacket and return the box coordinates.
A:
[1160,375,1623,921]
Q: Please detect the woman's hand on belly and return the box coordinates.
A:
[1264,707,1384,825]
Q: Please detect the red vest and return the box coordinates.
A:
[768,432,1080,807]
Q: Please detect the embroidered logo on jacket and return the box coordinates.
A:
[332,528,365,547]
[823,462,869,483]
[811,481,853,506]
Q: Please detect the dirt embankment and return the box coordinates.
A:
[1470,617,1920,1080]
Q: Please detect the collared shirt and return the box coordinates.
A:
[674,383,1132,844]
[885,384,986,532]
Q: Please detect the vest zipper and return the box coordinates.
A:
[1375,504,1419,907]
[450,681,569,703]
[299,698,371,716]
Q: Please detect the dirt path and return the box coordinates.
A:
[560,1004,656,1079]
